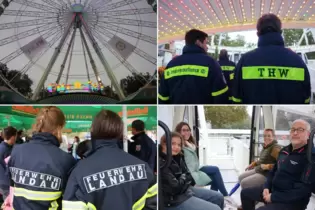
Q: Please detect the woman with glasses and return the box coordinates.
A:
[238,129,281,189]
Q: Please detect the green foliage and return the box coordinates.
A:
[204,106,249,129]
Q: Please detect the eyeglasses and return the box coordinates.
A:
[290,128,305,133]
[181,129,190,132]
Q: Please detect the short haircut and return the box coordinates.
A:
[219,49,228,59]
[185,29,208,45]
[3,126,17,140]
[257,13,282,36]
[131,120,145,132]
[91,110,123,140]
[292,119,311,131]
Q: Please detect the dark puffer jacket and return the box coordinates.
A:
[159,146,195,207]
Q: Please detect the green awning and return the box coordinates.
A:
[0,106,157,132]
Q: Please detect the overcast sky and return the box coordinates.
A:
[0,0,156,93]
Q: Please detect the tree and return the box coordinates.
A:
[0,63,33,97]
[204,106,249,128]
[121,72,154,95]
[283,29,303,46]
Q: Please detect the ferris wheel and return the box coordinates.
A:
[0,0,157,102]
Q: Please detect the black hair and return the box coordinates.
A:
[185,29,208,45]
[131,120,145,132]
[257,13,282,36]
[3,126,17,140]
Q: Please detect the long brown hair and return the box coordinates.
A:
[32,106,66,141]
[160,132,184,154]
[175,122,196,145]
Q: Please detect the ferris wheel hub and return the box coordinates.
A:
[71,4,84,13]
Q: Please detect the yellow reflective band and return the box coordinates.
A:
[212,86,228,97]
[147,183,158,198]
[221,66,235,71]
[305,97,310,103]
[158,94,169,101]
[232,97,242,103]
[14,187,61,201]
[164,65,209,79]
[230,73,234,80]
[62,200,88,210]
[132,193,146,210]
[87,203,97,210]
[242,66,305,81]
[49,200,58,210]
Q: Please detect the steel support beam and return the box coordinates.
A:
[79,14,125,100]
[32,14,75,100]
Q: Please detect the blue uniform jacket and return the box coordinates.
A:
[159,44,229,104]
[264,144,315,208]
[8,132,76,210]
[233,32,311,104]
[62,139,157,210]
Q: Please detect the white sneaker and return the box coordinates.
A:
[224,196,239,208]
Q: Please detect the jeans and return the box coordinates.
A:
[165,187,224,210]
[200,166,229,196]
[241,186,306,210]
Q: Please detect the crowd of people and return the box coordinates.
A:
[0,106,157,210]
[159,119,315,210]
[158,13,311,104]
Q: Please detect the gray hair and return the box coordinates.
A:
[291,119,311,131]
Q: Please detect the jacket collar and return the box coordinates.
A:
[282,143,308,155]
[31,132,60,147]
[183,44,206,54]
[1,141,12,148]
[85,139,120,157]
[263,140,278,149]
[258,32,284,47]
[131,132,145,141]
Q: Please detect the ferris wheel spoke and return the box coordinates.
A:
[3,10,57,18]
[95,0,142,12]
[95,27,156,65]
[55,0,70,9]
[97,8,155,16]
[96,17,156,28]
[97,23,156,45]
[13,0,58,12]
[0,22,62,47]
[0,18,57,30]
[1,27,61,64]
[91,28,149,84]
[41,0,63,9]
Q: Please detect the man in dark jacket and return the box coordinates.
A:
[128,120,156,171]
[158,29,229,104]
[218,49,236,101]
[240,119,315,210]
[232,14,311,104]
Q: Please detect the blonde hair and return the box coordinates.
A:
[32,106,65,134]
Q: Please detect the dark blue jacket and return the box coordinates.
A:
[0,141,13,197]
[158,44,229,104]
[264,144,315,208]
[62,139,157,210]
[233,32,311,104]
[218,57,236,101]
[129,132,156,171]
[8,132,76,210]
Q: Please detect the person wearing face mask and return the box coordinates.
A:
[239,119,315,210]
[175,122,238,208]
[160,132,224,210]
[238,129,281,190]
[158,29,229,104]
[7,106,76,210]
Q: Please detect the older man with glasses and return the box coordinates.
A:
[238,119,315,210]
